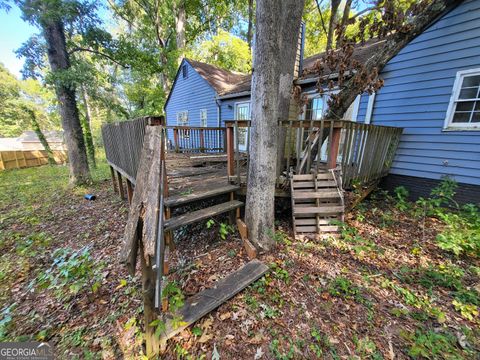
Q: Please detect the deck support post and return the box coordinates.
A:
[109,166,118,193]
[200,129,205,152]
[226,126,234,177]
[126,179,134,204]
[117,170,125,199]
[327,127,342,169]
[173,129,179,153]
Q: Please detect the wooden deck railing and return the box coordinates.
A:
[167,126,226,153]
[101,116,164,183]
[225,119,403,189]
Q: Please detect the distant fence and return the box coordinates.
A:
[167,126,225,153]
[0,150,68,171]
[101,116,164,182]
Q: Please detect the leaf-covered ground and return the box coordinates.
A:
[0,161,478,359]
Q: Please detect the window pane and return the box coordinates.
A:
[456,101,475,111]
[472,112,480,123]
[459,87,479,99]
[475,102,480,111]
[452,111,471,123]
[461,75,480,88]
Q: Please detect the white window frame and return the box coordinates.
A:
[234,101,251,151]
[176,110,189,126]
[444,68,480,130]
[200,109,208,127]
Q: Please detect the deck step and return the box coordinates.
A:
[165,184,240,207]
[164,200,244,231]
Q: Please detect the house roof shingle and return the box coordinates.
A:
[186,38,385,97]
[186,58,251,96]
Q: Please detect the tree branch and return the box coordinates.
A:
[314,0,328,36]
[69,47,130,68]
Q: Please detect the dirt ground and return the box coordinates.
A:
[0,162,478,359]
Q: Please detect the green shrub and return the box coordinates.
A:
[405,328,468,359]
[394,186,410,211]
[436,206,480,257]
[36,246,103,300]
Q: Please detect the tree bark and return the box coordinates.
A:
[247,0,254,50]
[25,108,55,165]
[246,0,305,251]
[325,0,458,119]
[175,0,186,61]
[42,19,90,185]
[326,0,341,50]
[336,0,352,47]
[81,85,96,168]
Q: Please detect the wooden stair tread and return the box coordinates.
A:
[164,200,243,231]
[293,190,340,199]
[291,180,337,189]
[165,184,240,207]
[293,205,344,215]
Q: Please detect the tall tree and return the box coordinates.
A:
[247,0,254,49]
[245,0,305,251]
[42,15,90,184]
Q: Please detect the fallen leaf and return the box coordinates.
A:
[254,347,264,360]
[219,312,231,321]
[212,343,220,360]
[198,333,213,343]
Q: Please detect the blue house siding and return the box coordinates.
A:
[357,0,480,186]
[165,60,219,128]
[219,96,251,123]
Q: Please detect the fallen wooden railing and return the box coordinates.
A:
[167,126,226,153]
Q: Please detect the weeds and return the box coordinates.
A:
[36,246,104,300]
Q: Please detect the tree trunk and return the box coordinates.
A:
[246,0,305,251]
[42,19,90,185]
[336,0,352,47]
[326,0,341,50]
[247,0,254,50]
[25,108,55,165]
[175,0,186,61]
[325,0,458,119]
[81,85,96,168]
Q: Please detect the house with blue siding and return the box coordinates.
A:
[165,0,480,203]
[354,0,480,203]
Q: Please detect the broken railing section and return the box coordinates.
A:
[119,125,267,356]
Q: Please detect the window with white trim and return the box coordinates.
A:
[200,109,207,127]
[445,69,480,129]
[176,110,188,126]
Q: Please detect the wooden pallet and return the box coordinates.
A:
[291,171,344,235]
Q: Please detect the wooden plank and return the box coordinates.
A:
[160,259,269,342]
[120,126,164,273]
[164,200,244,231]
[293,190,340,199]
[292,173,334,181]
[294,205,344,215]
[292,181,337,189]
[165,184,240,207]
[296,225,339,233]
[295,218,336,225]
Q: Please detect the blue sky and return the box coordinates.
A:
[0,4,37,78]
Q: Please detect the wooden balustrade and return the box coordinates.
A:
[167,126,226,153]
[225,119,403,189]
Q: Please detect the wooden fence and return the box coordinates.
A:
[167,126,226,153]
[0,150,68,171]
[101,116,164,182]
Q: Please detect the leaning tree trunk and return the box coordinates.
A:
[245,0,305,251]
[175,0,186,61]
[42,19,90,185]
[81,86,96,168]
[25,108,56,165]
[247,0,254,50]
[325,0,458,119]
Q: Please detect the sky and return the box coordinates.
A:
[0,5,37,78]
